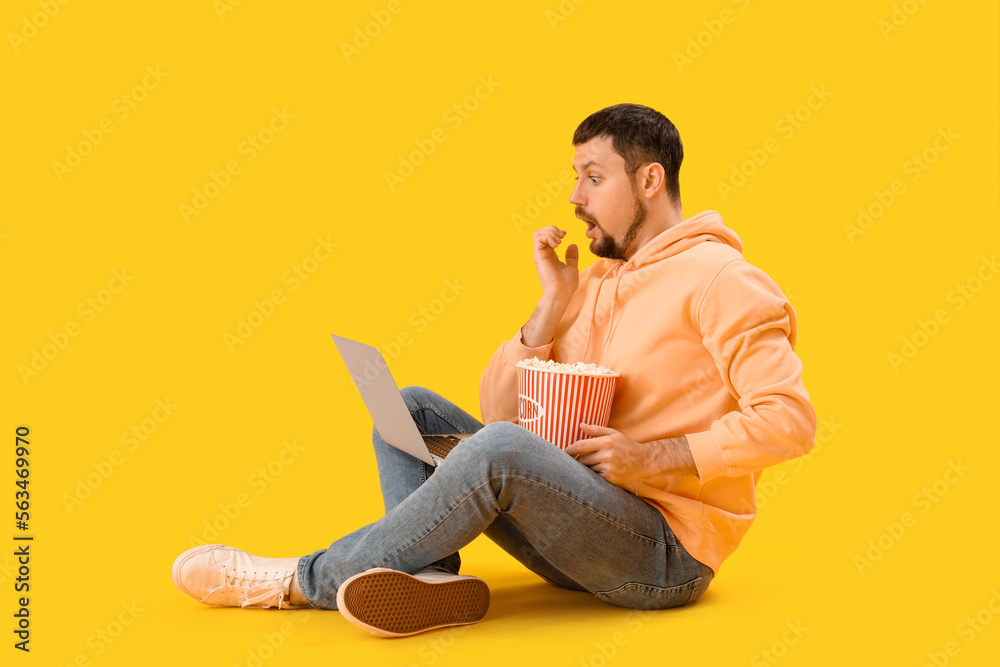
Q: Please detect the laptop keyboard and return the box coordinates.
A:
[423,435,462,459]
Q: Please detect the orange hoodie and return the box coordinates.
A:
[479,210,817,574]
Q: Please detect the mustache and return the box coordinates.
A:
[575,207,596,224]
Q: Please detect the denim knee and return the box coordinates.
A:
[449,421,550,471]
[399,385,438,407]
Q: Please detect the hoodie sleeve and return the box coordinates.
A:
[684,259,817,484]
[479,328,555,424]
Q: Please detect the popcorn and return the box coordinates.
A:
[516,356,620,377]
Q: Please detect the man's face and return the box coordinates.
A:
[569,135,648,261]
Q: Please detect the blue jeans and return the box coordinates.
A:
[297,386,713,610]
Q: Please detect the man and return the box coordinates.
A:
[172,103,816,637]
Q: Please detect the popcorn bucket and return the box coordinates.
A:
[517,362,619,449]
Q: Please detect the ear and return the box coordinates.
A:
[637,162,665,198]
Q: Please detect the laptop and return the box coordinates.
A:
[331,334,474,466]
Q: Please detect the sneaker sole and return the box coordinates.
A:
[337,568,490,637]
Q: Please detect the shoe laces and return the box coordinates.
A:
[220,564,293,609]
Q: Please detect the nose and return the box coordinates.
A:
[569,179,584,206]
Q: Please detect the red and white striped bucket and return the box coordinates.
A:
[517,365,618,449]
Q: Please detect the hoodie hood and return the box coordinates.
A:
[589,210,743,351]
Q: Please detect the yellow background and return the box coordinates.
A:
[2,0,998,665]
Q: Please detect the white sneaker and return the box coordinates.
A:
[337,567,490,637]
[171,544,309,609]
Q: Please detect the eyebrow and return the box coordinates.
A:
[573,160,601,172]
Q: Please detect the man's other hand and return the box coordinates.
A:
[565,424,698,485]
[565,423,649,486]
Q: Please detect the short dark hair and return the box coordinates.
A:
[572,103,683,208]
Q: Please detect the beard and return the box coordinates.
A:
[587,187,648,261]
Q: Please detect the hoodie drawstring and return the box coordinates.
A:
[602,272,625,350]
[583,263,617,358]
